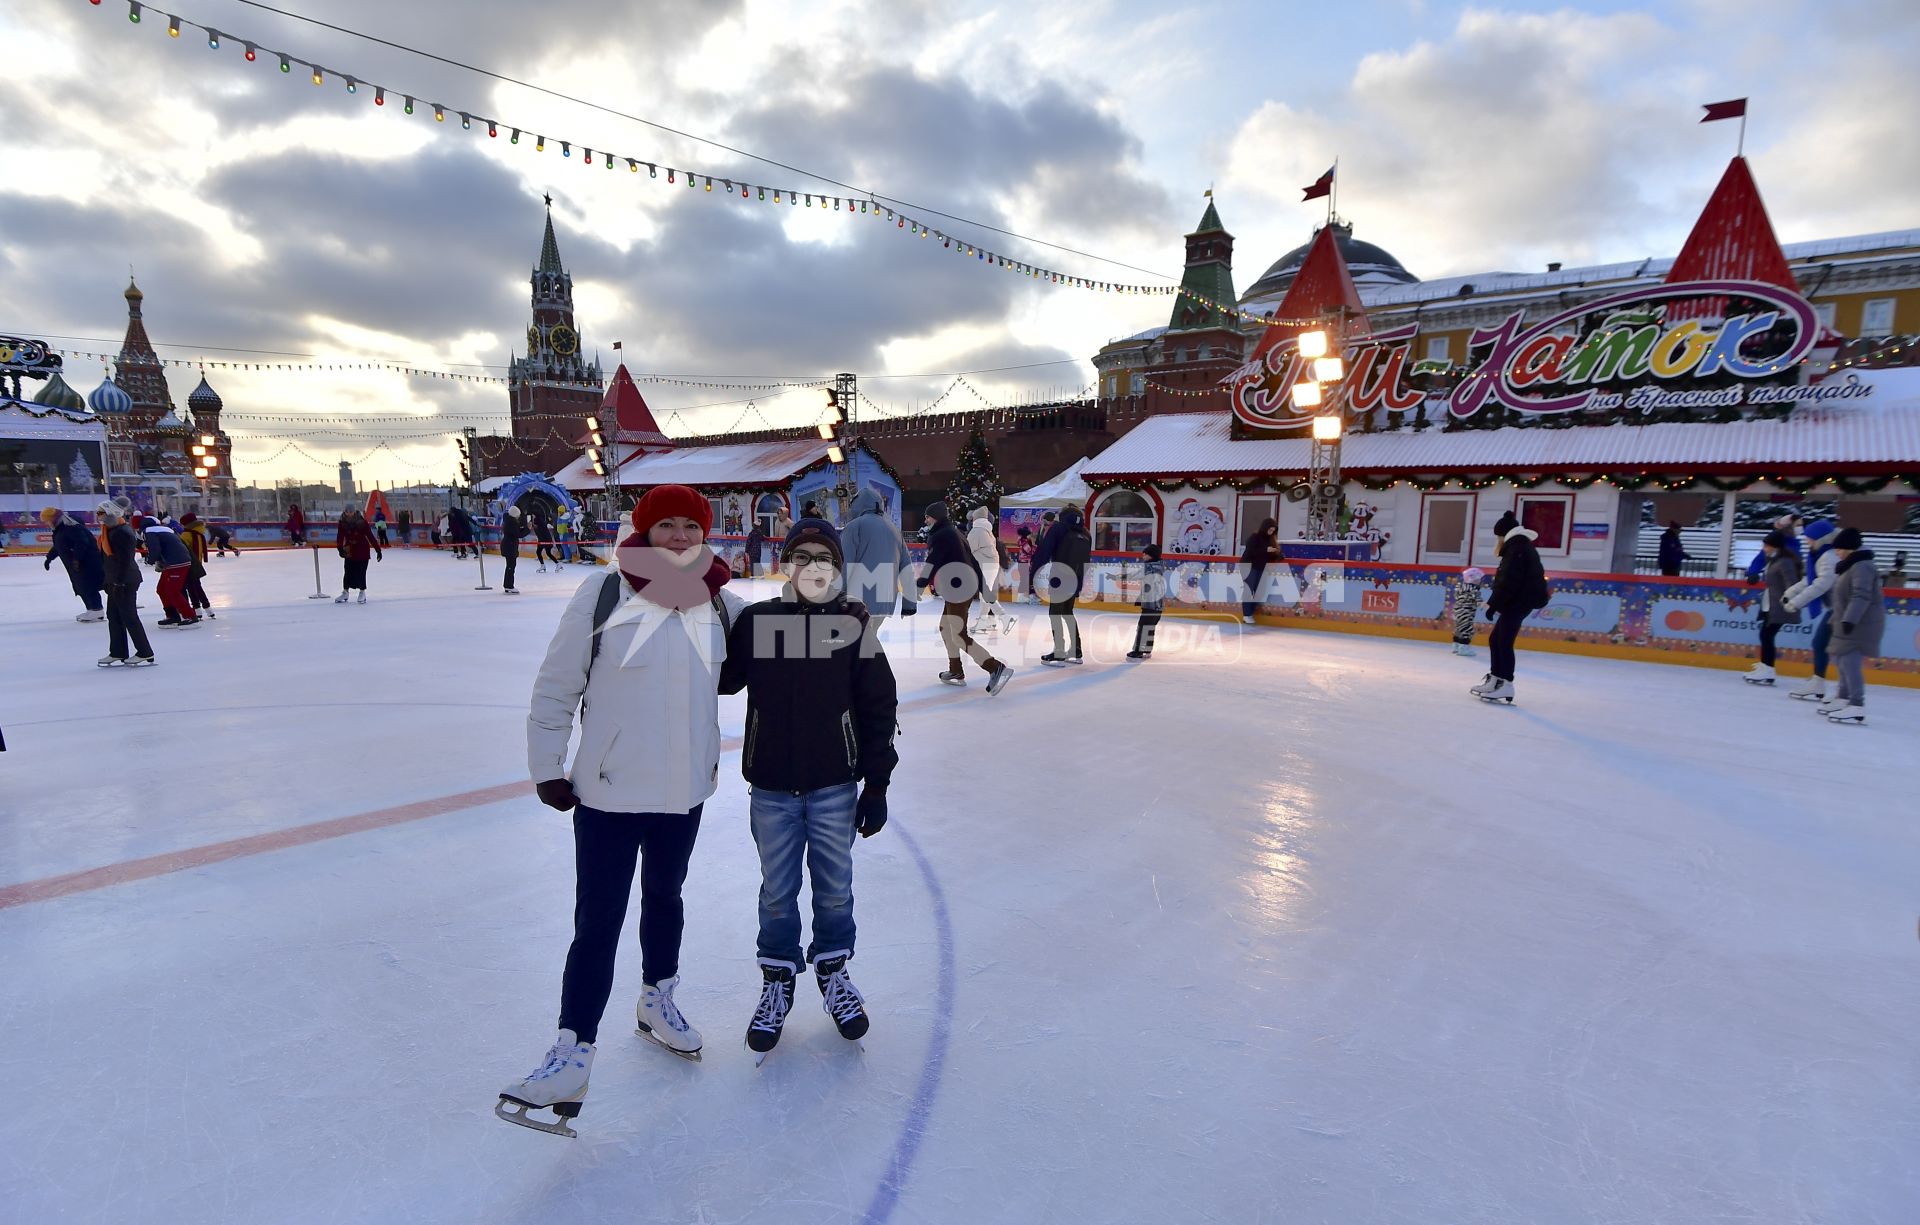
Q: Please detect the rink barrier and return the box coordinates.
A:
[1066,550,1920,689]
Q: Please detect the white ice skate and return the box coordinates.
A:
[496,1030,593,1138]
[334,591,349,604]
[1815,695,1848,716]
[1787,677,1825,701]
[1470,673,1515,703]
[97,655,127,668]
[635,976,702,1061]
[1826,704,1866,725]
[357,591,367,605]
[1742,663,1776,685]
[76,609,106,623]
[1451,642,1474,657]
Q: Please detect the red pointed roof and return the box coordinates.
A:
[599,364,670,445]
[1242,223,1371,372]
[1664,156,1798,323]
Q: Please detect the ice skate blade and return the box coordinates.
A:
[1743,677,1774,685]
[635,1025,702,1062]
[1788,691,1825,701]
[495,1095,579,1139]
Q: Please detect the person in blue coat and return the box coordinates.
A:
[41,507,106,621]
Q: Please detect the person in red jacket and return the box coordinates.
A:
[335,509,382,604]
[286,503,308,547]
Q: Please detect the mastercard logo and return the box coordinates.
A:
[1664,609,1707,631]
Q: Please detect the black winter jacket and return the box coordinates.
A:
[103,523,145,590]
[1038,509,1092,609]
[500,513,526,554]
[919,513,983,601]
[1488,528,1550,617]
[719,592,900,792]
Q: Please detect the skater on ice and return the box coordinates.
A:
[40,506,106,622]
[917,501,1013,692]
[1127,542,1167,660]
[499,504,526,593]
[1472,512,1549,703]
[1238,517,1281,624]
[334,509,382,604]
[141,513,198,628]
[503,485,746,1136]
[94,500,155,668]
[179,513,215,619]
[967,505,1012,636]
[718,515,899,1063]
[283,502,307,547]
[840,488,914,629]
[1744,529,1802,685]
[1781,520,1838,701]
[1032,505,1091,666]
[1822,528,1885,724]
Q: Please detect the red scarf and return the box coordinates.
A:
[616,533,731,608]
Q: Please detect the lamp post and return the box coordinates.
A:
[1291,325,1350,542]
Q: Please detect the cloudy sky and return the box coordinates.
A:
[4,0,1916,484]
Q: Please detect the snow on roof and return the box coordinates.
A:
[554,438,837,492]
[1082,374,1920,480]
[1005,457,1092,507]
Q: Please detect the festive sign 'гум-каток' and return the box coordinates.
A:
[0,335,64,377]
[1229,280,1825,433]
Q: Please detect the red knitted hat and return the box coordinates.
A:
[631,484,712,537]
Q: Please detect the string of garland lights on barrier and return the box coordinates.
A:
[91,1,1341,322]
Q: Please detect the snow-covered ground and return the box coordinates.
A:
[3,548,1916,1225]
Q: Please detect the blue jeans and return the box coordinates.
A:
[1811,613,1832,677]
[749,783,858,967]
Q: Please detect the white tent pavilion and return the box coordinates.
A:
[1003,456,1092,508]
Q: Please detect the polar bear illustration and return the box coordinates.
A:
[1173,498,1229,555]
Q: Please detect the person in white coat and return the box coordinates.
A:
[498,485,746,1138]
[966,506,1009,634]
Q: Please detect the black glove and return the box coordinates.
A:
[1842,621,1856,634]
[856,785,888,838]
[43,558,52,570]
[535,778,579,811]
[375,552,383,562]
[900,597,916,617]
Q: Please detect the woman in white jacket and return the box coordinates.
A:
[966,505,1008,634]
[499,485,746,1138]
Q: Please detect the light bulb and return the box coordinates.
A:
[404,96,414,114]
[510,128,519,143]
[243,42,255,61]
[167,14,180,37]
[206,29,219,48]
[433,106,445,122]
[459,112,471,129]
[375,87,385,106]
[127,0,141,20]
[345,77,357,94]
[279,54,291,73]
[311,67,323,86]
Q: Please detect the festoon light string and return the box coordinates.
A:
[95,1,1334,324]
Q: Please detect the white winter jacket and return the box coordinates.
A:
[1782,546,1837,614]
[967,514,1000,584]
[528,573,748,814]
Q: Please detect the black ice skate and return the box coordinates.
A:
[814,952,869,1044]
[747,959,796,1066]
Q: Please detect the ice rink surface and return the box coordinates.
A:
[3,547,1916,1225]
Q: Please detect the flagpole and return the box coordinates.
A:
[1329,156,1338,225]
[1738,111,1746,157]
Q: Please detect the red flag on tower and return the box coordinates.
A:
[1301,164,1336,201]
[1700,98,1748,122]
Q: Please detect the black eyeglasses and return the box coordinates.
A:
[788,550,837,569]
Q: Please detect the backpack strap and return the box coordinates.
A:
[588,571,625,670]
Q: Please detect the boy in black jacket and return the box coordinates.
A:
[719,517,900,1060]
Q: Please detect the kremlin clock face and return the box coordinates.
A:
[526,325,540,352]
[551,325,579,356]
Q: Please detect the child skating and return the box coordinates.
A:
[719,517,900,1063]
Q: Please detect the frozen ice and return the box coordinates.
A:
[2,548,1916,1224]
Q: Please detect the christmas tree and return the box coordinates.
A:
[944,426,1003,515]
[68,451,97,491]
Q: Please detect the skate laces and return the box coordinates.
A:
[820,967,865,1025]
[647,981,690,1034]
[531,1040,579,1081]
[751,975,791,1032]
